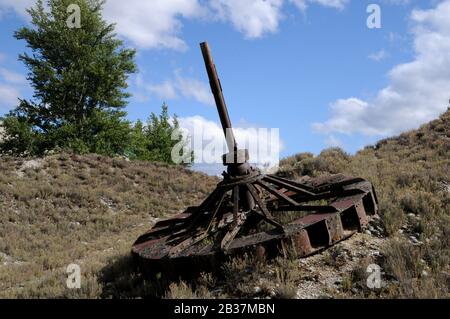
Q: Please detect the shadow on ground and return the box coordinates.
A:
[98,254,172,299]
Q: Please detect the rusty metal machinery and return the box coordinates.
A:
[132,42,378,278]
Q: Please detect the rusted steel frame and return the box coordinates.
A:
[168,231,210,257]
[268,175,315,191]
[153,211,193,228]
[221,217,246,251]
[198,187,222,211]
[134,218,187,243]
[133,224,183,244]
[264,175,316,196]
[273,205,339,213]
[232,185,239,226]
[313,177,365,192]
[246,183,272,219]
[219,171,263,189]
[200,42,236,152]
[132,39,380,278]
[167,191,226,246]
[132,235,171,254]
[134,208,201,244]
[256,180,300,206]
[287,186,367,203]
[221,186,248,250]
[290,214,345,257]
[246,183,284,231]
[168,192,227,257]
[179,187,224,235]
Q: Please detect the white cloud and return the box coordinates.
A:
[0,65,25,111]
[209,0,284,38]
[138,71,214,106]
[0,0,35,19]
[290,0,348,11]
[103,0,205,51]
[0,84,20,110]
[0,0,205,50]
[209,0,349,39]
[174,73,215,105]
[382,0,410,5]
[0,67,26,84]
[325,135,343,148]
[179,115,283,169]
[314,0,450,137]
[147,81,178,100]
[368,49,388,62]
[209,0,350,39]
[0,0,350,49]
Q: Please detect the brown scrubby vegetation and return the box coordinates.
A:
[0,153,217,298]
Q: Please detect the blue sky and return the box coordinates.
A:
[0,0,449,171]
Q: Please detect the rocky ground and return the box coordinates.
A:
[274,216,387,299]
[295,233,386,299]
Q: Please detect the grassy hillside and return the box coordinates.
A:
[0,154,217,298]
[0,110,448,299]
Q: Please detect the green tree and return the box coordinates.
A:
[127,104,194,166]
[0,0,136,156]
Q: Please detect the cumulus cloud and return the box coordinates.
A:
[106,0,349,45]
[209,0,284,38]
[137,71,214,106]
[147,81,178,100]
[314,0,450,137]
[0,0,204,50]
[289,0,349,11]
[1,0,350,49]
[0,0,35,19]
[178,115,283,169]
[368,49,388,62]
[174,73,215,106]
[382,0,411,5]
[325,135,343,148]
[103,0,205,51]
[0,51,29,113]
[0,84,20,110]
[0,67,26,84]
[0,64,25,111]
[208,0,349,40]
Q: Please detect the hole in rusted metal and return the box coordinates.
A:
[362,193,376,215]
[307,220,330,248]
[340,206,361,231]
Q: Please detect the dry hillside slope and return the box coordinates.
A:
[0,154,217,298]
[0,109,448,299]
